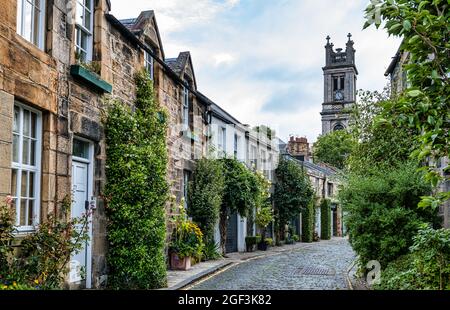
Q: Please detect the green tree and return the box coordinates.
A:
[188,158,225,244]
[104,70,168,289]
[314,130,355,169]
[364,0,450,207]
[219,158,256,254]
[274,158,314,243]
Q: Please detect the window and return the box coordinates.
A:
[327,183,333,197]
[144,50,154,80]
[250,145,257,168]
[16,0,46,49]
[234,134,239,158]
[182,85,189,130]
[75,0,94,62]
[333,75,345,91]
[261,149,267,171]
[11,103,42,230]
[217,127,226,153]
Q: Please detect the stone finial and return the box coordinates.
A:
[326,35,331,45]
[347,33,352,41]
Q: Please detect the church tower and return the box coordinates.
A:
[321,33,358,134]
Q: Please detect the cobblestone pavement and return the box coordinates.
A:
[190,238,355,290]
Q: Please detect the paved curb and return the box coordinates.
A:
[165,261,234,290]
[346,259,357,290]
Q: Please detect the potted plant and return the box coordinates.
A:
[245,235,262,252]
[255,206,273,251]
[169,205,205,270]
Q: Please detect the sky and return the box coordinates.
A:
[111,0,401,143]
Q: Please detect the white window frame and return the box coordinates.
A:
[144,50,154,80]
[11,102,42,232]
[75,0,94,62]
[16,0,46,49]
[182,85,189,130]
[217,126,226,153]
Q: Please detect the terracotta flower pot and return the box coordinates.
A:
[170,253,191,270]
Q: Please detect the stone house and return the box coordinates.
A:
[0,0,208,289]
[279,139,343,238]
[385,48,450,228]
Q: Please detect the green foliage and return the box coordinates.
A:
[104,70,168,289]
[169,206,205,260]
[314,130,355,169]
[202,241,221,261]
[340,163,437,267]
[255,206,273,238]
[0,196,90,290]
[320,199,332,240]
[219,158,261,253]
[301,200,315,243]
[376,225,450,290]
[347,89,417,175]
[364,0,450,207]
[292,234,300,242]
[274,158,314,240]
[264,238,274,246]
[188,158,225,243]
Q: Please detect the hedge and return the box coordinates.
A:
[302,200,314,243]
[104,70,168,289]
[320,199,332,240]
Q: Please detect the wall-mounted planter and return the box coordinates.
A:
[70,65,112,93]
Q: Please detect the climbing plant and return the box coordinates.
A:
[104,70,168,289]
[188,158,224,245]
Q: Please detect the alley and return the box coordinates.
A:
[190,238,355,290]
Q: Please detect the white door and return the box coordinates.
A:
[70,160,92,288]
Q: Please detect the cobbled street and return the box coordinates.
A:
[190,238,355,290]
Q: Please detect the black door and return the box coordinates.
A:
[226,212,238,253]
[332,209,338,236]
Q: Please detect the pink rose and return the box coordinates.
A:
[5,195,13,205]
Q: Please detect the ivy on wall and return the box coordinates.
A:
[320,199,332,240]
[104,70,169,289]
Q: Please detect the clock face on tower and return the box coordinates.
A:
[334,90,344,101]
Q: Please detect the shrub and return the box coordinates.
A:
[375,226,450,290]
[0,196,90,289]
[202,241,221,261]
[292,235,300,242]
[255,206,273,239]
[320,199,332,240]
[340,163,437,268]
[104,71,168,289]
[301,200,315,243]
[188,158,224,244]
[264,238,274,246]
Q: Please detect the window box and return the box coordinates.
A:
[70,65,112,93]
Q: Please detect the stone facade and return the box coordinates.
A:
[287,136,310,161]
[321,34,358,135]
[0,0,208,289]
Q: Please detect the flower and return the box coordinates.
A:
[5,195,13,205]
[34,279,39,284]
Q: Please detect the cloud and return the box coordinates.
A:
[111,0,401,143]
